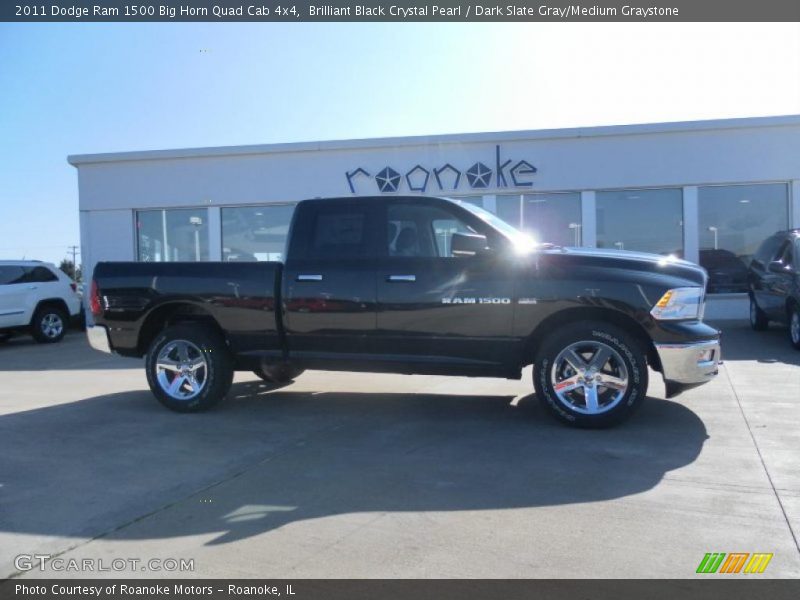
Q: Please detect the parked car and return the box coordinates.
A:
[0,261,83,343]
[699,248,749,294]
[87,196,721,428]
[662,248,749,294]
[748,229,800,349]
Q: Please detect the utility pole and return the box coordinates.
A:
[67,246,80,280]
[67,245,79,265]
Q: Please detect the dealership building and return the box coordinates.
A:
[69,115,800,318]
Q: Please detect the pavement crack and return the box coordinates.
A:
[721,363,800,556]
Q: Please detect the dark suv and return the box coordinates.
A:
[748,230,800,349]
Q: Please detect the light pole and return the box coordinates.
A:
[707,226,718,250]
[568,223,582,246]
[190,216,203,261]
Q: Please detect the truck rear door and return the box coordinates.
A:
[282,199,380,357]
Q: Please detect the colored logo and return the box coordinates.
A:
[696,552,773,574]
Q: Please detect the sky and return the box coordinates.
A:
[1,22,799,265]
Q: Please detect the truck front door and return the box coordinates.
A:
[374,198,517,373]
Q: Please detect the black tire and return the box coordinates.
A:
[253,364,305,383]
[789,305,800,351]
[749,295,769,331]
[31,305,68,343]
[533,321,648,428]
[145,324,234,413]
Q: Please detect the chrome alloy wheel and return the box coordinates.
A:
[550,340,629,415]
[41,313,64,339]
[155,340,208,401]
[791,311,800,345]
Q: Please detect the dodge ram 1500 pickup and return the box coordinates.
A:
[87,196,721,427]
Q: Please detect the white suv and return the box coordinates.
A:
[0,261,82,343]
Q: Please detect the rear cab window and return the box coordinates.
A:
[287,200,379,261]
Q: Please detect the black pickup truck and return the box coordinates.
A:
[88,196,721,427]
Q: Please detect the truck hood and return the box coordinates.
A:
[540,246,707,287]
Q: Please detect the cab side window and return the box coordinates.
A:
[387,203,475,258]
[308,209,367,259]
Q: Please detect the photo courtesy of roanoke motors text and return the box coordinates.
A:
[1,1,799,598]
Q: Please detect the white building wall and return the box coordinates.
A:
[79,210,135,276]
[70,116,800,320]
[72,118,800,212]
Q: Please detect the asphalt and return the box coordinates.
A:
[0,321,798,578]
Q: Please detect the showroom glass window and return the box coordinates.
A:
[698,183,789,293]
[495,193,582,246]
[596,188,683,255]
[495,194,522,229]
[222,204,296,262]
[136,208,209,262]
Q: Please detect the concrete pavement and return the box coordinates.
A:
[0,322,798,578]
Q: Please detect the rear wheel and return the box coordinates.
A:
[253,364,304,383]
[533,321,648,428]
[789,306,800,351]
[31,306,67,343]
[749,295,769,331]
[145,324,234,412]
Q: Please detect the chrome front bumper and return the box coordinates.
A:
[86,324,112,354]
[654,339,721,386]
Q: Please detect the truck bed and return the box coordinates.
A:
[92,261,283,357]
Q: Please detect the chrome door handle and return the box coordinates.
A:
[296,274,323,282]
[387,275,416,282]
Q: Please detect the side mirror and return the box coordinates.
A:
[768,260,792,274]
[451,232,489,257]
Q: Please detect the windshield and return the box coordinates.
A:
[445,198,538,251]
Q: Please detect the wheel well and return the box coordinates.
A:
[32,299,69,322]
[137,303,227,355]
[521,307,661,371]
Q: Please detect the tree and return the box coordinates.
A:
[58,259,81,281]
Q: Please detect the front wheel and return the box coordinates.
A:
[749,295,769,331]
[145,324,234,412]
[789,306,800,351]
[533,321,648,428]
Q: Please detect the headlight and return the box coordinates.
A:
[650,287,705,320]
